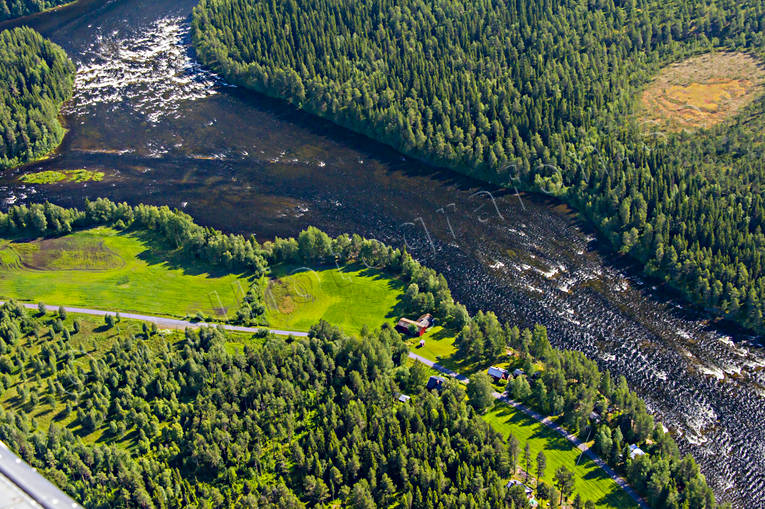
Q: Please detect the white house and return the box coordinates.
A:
[629,444,646,459]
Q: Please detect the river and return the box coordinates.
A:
[1,0,763,505]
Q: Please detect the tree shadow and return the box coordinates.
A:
[269,261,409,321]
[119,228,254,280]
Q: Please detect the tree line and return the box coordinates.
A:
[455,312,719,509]
[191,0,765,334]
[0,200,723,507]
[0,27,74,168]
[0,301,568,508]
[0,0,73,21]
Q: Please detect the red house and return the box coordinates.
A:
[395,313,433,337]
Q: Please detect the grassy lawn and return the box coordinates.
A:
[0,226,253,319]
[264,263,404,334]
[405,327,519,384]
[484,404,637,509]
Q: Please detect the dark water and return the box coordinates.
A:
[1,1,764,505]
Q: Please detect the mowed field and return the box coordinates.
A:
[640,51,765,132]
[265,263,404,334]
[484,405,638,509]
[0,227,252,318]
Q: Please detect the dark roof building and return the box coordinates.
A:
[426,375,445,391]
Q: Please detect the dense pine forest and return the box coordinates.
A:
[0,0,72,21]
[0,200,720,508]
[191,0,765,334]
[0,27,74,168]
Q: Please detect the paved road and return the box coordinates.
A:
[407,351,469,381]
[494,394,650,509]
[0,301,309,337]
[0,440,80,509]
[1,300,646,507]
[406,350,648,508]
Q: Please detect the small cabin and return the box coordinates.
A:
[396,313,433,337]
[426,375,445,392]
[512,368,525,377]
[397,394,411,403]
[505,480,533,496]
[629,444,646,459]
[487,366,509,381]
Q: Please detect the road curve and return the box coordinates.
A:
[407,351,469,381]
[1,300,646,507]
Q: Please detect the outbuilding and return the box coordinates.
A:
[629,444,646,459]
[487,366,509,381]
[426,375,445,391]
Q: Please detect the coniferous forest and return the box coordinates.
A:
[0,27,74,168]
[191,0,765,334]
[0,200,720,508]
[0,0,72,21]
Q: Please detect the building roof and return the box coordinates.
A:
[512,368,525,377]
[629,444,646,459]
[397,314,432,329]
[505,479,533,494]
[488,366,508,378]
[416,313,433,325]
[397,318,421,328]
[397,394,411,403]
[426,376,445,390]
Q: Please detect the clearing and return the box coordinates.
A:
[639,51,765,132]
[0,226,252,318]
[264,263,404,334]
[484,404,638,509]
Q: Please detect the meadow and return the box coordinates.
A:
[19,169,104,184]
[640,51,765,132]
[0,226,251,318]
[264,263,405,334]
[484,404,638,509]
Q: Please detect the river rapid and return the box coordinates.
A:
[1,0,764,505]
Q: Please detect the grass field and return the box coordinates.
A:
[0,227,252,318]
[484,404,637,509]
[640,51,765,132]
[19,169,104,184]
[405,327,522,385]
[264,263,405,334]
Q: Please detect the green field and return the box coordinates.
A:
[265,263,405,334]
[19,169,104,184]
[0,227,252,318]
[484,405,637,509]
[406,327,518,383]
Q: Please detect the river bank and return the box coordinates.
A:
[0,0,763,504]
